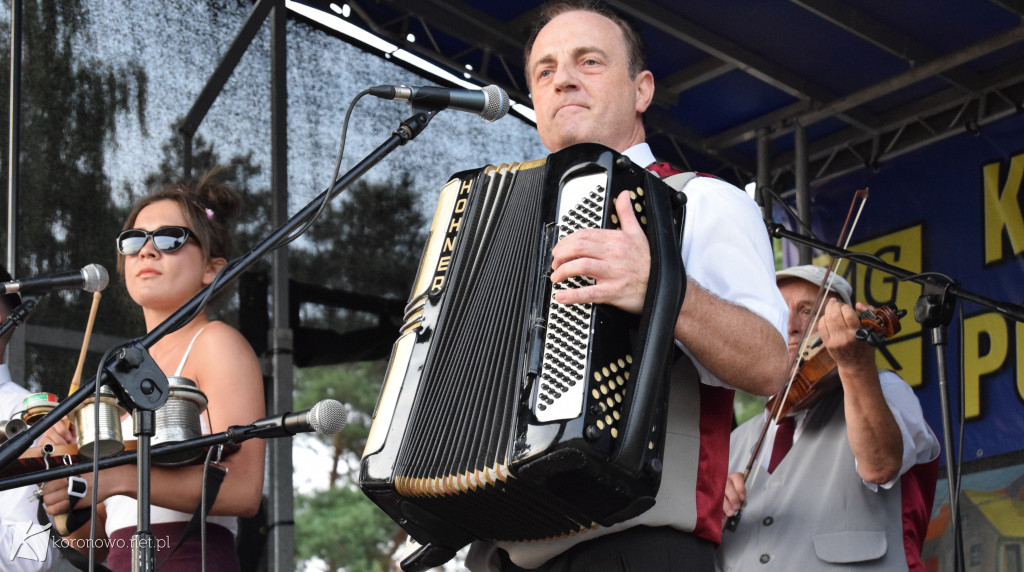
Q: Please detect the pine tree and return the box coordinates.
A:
[0,0,147,393]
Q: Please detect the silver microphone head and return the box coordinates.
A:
[480,85,511,122]
[308,399,348,435]
[82,264,109,293]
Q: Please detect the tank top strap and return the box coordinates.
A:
[173,326,208,376]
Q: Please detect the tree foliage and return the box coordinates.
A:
[294,362,383,481]
[142,128,271,264]
[289,175,429,569]
[293,362,403,571]
[0,0,147,392]
[291,173,426,335]
[295,172,426,296]
[295,485,399,572]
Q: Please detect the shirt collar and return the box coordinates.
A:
[622,142,656,169]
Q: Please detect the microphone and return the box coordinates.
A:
[52,401,346,536]
[368,84,511,121]
[240,399,348,440]
[0,263,109,294]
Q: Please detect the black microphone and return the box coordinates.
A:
[240,399,348,440]
[368,84,511,121]
[0,263,109,294]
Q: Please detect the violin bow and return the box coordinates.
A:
[724,188,868,532]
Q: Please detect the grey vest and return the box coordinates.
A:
[718,391,908,571]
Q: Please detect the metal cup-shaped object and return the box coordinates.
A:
[73,388,126,459]
[152,376,209,465]
[21,392,58,425]
[0,418,28,444]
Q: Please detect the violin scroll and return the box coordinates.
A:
[855,306,906,346]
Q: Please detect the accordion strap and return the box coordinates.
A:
[660,172,697,192]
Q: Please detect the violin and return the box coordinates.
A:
[765,305,905,420]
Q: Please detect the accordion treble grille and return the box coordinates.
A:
[395,165,544,489]
[535,183,606,422]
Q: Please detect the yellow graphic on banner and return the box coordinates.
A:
[973,152,1024,421]
[1018,320,1024,411]
[809,213,1021,421]
[814,224,924,388]
[962,312,1009,420]
[982,153,1024,265]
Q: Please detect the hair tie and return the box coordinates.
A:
[176,186,215,220]
[189,198,215,220]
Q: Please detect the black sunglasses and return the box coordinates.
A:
[116,226,200,256]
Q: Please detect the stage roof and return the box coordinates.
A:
[291,0,1024,189]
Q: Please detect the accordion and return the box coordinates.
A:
[360,143,686,570]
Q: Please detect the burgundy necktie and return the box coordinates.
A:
[768,417,796,473]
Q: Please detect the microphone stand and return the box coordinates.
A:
[768,222,1024,572]
[0,420,290,492]
[0,109,438,569]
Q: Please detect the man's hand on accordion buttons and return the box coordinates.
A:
[550,190,650,314]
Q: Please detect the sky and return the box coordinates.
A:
[75,0,548,217]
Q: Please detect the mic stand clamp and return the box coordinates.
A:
[104,341,170,572]
[914,276,964,572]
[914,276,957,334]
[0,297,39,338]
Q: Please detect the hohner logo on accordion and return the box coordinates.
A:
[360,143,686,571]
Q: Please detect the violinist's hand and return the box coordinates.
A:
[550,191,650,315]
[723,472,746,518]
[818,298,876,371]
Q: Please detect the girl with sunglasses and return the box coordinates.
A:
[39,174,265,571]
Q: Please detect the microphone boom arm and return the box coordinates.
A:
[0,414,326,492]
[767,222,1024,323]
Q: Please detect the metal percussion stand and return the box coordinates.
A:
[103,342,172,571]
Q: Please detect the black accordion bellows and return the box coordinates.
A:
[360,143,686,571]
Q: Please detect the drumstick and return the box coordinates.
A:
[68,291,101,397]
[53,293,102,536]
[62,291,101,434]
